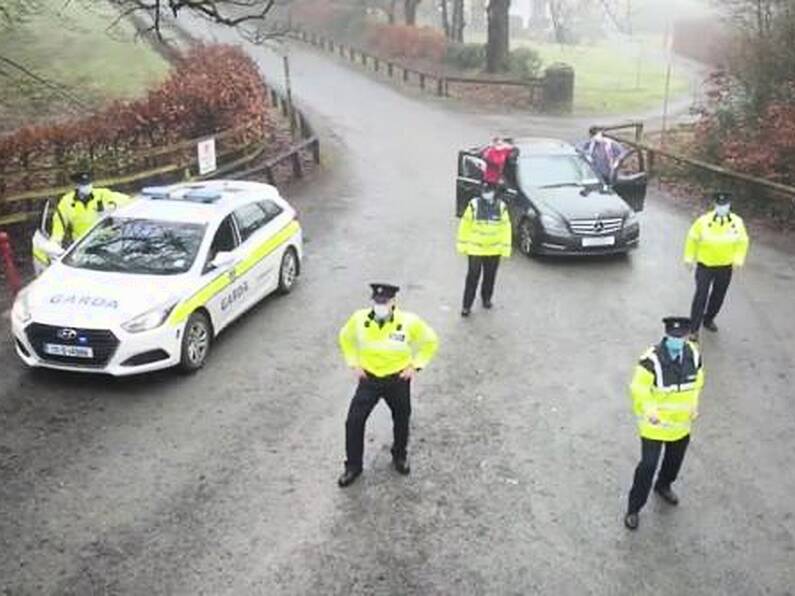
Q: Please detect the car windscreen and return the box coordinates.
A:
[63,217,206,275]
[517,154,601,190]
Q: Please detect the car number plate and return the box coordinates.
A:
[43,343,94,358]
[582,235,615,247]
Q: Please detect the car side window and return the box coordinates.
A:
[233,203,270,243]
[258,200,284,223]
[461,154,486,180]
[206,215,238,271]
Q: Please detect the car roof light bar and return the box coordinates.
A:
[183,189,223,203]
[140,186,172,200]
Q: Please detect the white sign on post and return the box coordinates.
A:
[197,137,217,175]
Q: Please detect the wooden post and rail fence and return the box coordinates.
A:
[282,24,574,113]
[598,121,795,206]
[0,79,320,232]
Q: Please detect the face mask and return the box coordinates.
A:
[373,304,391,320]
[482,192,495,202]
[77,184,93,198]
[715,204,730,217]
[666,336,685,360]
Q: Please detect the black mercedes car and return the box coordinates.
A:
[455,138,647,256]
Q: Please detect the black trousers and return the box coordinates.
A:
[463,255,501,309]
[690,263,733,331]
[628,435,690,514]
[345,374,411,471]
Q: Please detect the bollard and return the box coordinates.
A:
[0,231,22,301]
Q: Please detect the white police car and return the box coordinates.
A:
[11,180,303,375]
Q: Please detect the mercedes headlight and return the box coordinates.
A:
[121,302,177,334]
[625,211,640,229]
[11,289,32,324]
[540,213,569,235]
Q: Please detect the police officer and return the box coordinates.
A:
[624,317,704,530]
[457,182,512,317]
[51,171,132,247]
[684,191,750,336]
[337,283,439,487]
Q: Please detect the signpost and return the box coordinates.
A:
[197,137,217,176]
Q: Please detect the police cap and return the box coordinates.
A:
[713,191,732,205]
[70,171,93,185]
[663,316,691,337]
[370,283,399,303]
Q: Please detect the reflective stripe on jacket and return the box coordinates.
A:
[684,210,749,267]
[630,341,704,441]
[338,308,439,378]
[456,198,512,257]
[51,188,134,246]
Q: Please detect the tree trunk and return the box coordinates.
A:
[440,0,450,37]
[404,0,420,25]
[452,0,465,42]
[388,0,397,24]
[486,0,510,72]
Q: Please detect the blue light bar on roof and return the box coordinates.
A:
[183,189,223,204]
[140,186,172,199]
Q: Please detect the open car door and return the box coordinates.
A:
[612,148,647,212]
[456,150,485,217]
[31,199,65,276]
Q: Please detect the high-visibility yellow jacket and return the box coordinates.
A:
[684,210,749,267]
[630,342,704,442]
[51,188,133,246]
[457,198,512,257]
[339,308,439,378]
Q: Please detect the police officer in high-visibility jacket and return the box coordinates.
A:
[624,317,704,530]
[684,192,749,336]
[457,182,512,317]
[51,172,132,247]
[337,283,439,487]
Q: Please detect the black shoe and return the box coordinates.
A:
[392,456,410,475]
[624,512,639,530]
[655,486,680,506]
[337,467,361,487]
[703,320,718,332]
[461,308,471,318]
[482,300,493,310]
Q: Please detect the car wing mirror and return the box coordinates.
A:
[210,250,235,271]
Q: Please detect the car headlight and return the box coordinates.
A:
[11,289,32,324]
[121,302,177,334]
[540,213,569,235]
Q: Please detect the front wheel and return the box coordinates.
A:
[518,218,537,257]
[277,247,299,294]
[179,311,212,374]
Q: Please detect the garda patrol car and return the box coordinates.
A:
[11,181,303,375]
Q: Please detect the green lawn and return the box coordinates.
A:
[0,0,170,131]
[526,39,691,115]
[468,33,692,115]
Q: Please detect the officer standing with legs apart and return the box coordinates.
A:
[625,317,704,530]
[684,192,750,338]
[337,284,439,487]
[457,182,512,317]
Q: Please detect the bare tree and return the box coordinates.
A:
[107,0,278,40]
[451,0,464,42]
[486,0,510,72]
[403,0,421,25]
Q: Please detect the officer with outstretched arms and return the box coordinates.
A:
[51,171,132,247]
[624,317,704,530]
[684,191,750,338]
[337,283,439,487]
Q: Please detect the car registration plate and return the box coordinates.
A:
[43,343,94,358]
[582,236,615,247]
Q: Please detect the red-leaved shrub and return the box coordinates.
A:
[366,24,446,63]
[0,44,273,197]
